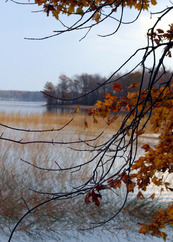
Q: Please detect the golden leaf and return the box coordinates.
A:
[76,7,83,15]
[151,0,157,6]
[149,193,155,200]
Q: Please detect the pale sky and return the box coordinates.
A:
[0,0,172,91]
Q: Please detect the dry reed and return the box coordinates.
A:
[0,111,157,237]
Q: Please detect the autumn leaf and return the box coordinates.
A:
[107,178,121,189]
[76,7,83,15]
[92,12,100,22]
[85,191,91,204]
[91,190,102,206]
[157,28,164,34]
[139,224,150,234]
[162,232,167,241]
[71,106,80,114]
[88,108,95,115]
[96,184,108,191]
[126,128,130,136]
[136,129,145,136]
[84,120,88,128]
[151,0,157,6]
[76,106,80,113]
[137,191,145,200]
[149,193,155,200]
[52,9,59,20]
[141,144,150,152]
[128,182,136,192]
[85,189,102,206]
[128,83,139,89]
[93,116,98,123]
[118,173,128,184]
[112,83,122,92]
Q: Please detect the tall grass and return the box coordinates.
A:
[0,111,166,239]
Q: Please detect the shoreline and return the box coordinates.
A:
[45,104,95,110]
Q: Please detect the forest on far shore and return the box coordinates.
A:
[43,70,172,106]
[1,70,172,104]
[0,90,44,102]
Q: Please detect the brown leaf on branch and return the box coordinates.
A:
[85,189,102,206]
[107,178,121,189]
[141,144,150,152]
[136,129,145,136]
[91,190,102,206]
[85,191,91,204]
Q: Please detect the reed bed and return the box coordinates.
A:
[0,111,165,239]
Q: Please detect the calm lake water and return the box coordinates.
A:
[0,100,47,114]
[0,100,78,115]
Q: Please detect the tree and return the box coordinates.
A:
[43,81,57,105]
[6,1,173,241]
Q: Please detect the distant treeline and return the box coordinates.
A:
[0,90,44,102]
[43,70,172,106]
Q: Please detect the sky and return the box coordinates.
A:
[0,0,172,91]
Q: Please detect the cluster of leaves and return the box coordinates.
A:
[87,81,173,240]
[34,0,157,22]
[139,204,173,241]
[148,24,173,57]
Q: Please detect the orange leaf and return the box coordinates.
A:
[141,144,150,152]
[118,173,128,184]
[137,191,145,200]
[149,193,155,200]
[128,83,139,89]
[104,92,111,99]
[112,83,122,92]
[108,178,121,189]
[136,129,145,136]
[128,182,136,192]
[139,224,149,234]
[151,0,157,6]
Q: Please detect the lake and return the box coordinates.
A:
[0,100,47,114]
[0,100,87,115]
